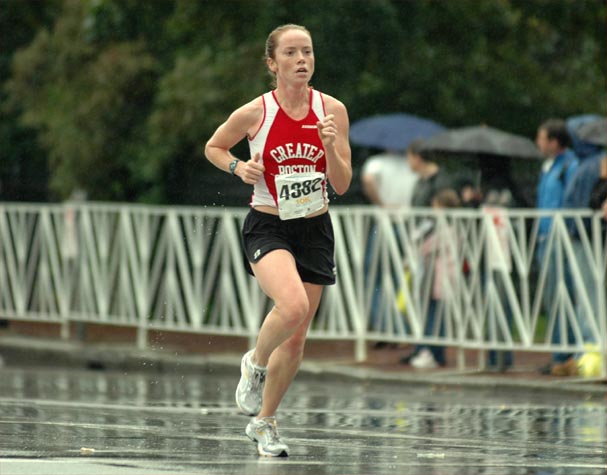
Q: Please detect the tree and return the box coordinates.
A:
[0,0,60,201]
[5,0,158,200]
[4,0,605,204]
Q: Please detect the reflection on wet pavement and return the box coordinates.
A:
[0,367,605,474]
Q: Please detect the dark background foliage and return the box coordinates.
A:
[1,0,605,206]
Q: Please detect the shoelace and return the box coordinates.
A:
[261,419,281,445]
[251,368,266,389]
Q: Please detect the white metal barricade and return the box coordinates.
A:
[0,202,604,374]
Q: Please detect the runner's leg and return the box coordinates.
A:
[250,249,310,366]
[258,282,323,418]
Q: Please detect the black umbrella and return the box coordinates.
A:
[577,118,607,146]
[349,113,445,151]
[421,125,541,159]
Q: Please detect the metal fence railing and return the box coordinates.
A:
[0,202,605,374]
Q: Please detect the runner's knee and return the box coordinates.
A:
[276,296,309,330]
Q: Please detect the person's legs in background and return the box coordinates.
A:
[487,271,514,370]
[537,244,575,374]
[365,224,382,334]
[570,238,598,346]
[411,299,445,368]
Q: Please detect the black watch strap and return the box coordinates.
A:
[229,159,240,175]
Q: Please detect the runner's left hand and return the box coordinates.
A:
[317,114,336,148]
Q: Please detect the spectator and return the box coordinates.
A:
[455,173,515,371]
[408,188,461,369]
[481,205,515,371]
[455,175,483,208]
[558,148,606,377]
[562,147,605,356]
[400,139,453,364]
[534,119,579,376]
[479,155,530,208]
[361,150,418,208]
[566,114,604,160]
[361,150,418,345]
[588,154,607,237]
[408,139,453,208]
[588,155,607,212]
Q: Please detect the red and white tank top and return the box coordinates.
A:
[248,89,328,216]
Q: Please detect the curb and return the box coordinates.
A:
[0,335,604,395]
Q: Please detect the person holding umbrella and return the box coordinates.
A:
[352,115,443,345]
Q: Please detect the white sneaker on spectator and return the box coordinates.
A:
[410,348,439,369]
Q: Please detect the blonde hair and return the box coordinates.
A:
[432,189,461,209]
[264,24,312,87]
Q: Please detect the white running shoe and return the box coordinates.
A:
[246,417,289,457]
[410,348,439,369]
[235,349,267,416]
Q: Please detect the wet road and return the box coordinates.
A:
[0,366,605,475]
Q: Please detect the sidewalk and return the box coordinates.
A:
[0,322,605,395]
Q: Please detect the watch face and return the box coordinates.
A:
[230,160,238,174]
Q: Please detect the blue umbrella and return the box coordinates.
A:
[349,113,444,151]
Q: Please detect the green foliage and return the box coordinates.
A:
[5,1,158,200]
[139,43,267,203]
[2,0,605,204]
[0,0,60,200]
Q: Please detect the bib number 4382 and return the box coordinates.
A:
[275,172,325,220]
[278,176,322,201]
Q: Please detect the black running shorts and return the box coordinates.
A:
[242,208,336,285]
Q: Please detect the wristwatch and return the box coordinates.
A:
[228,158,240,176]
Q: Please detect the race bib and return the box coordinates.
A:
[275,172,325,220]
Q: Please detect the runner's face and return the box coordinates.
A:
[269,29,314,85]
